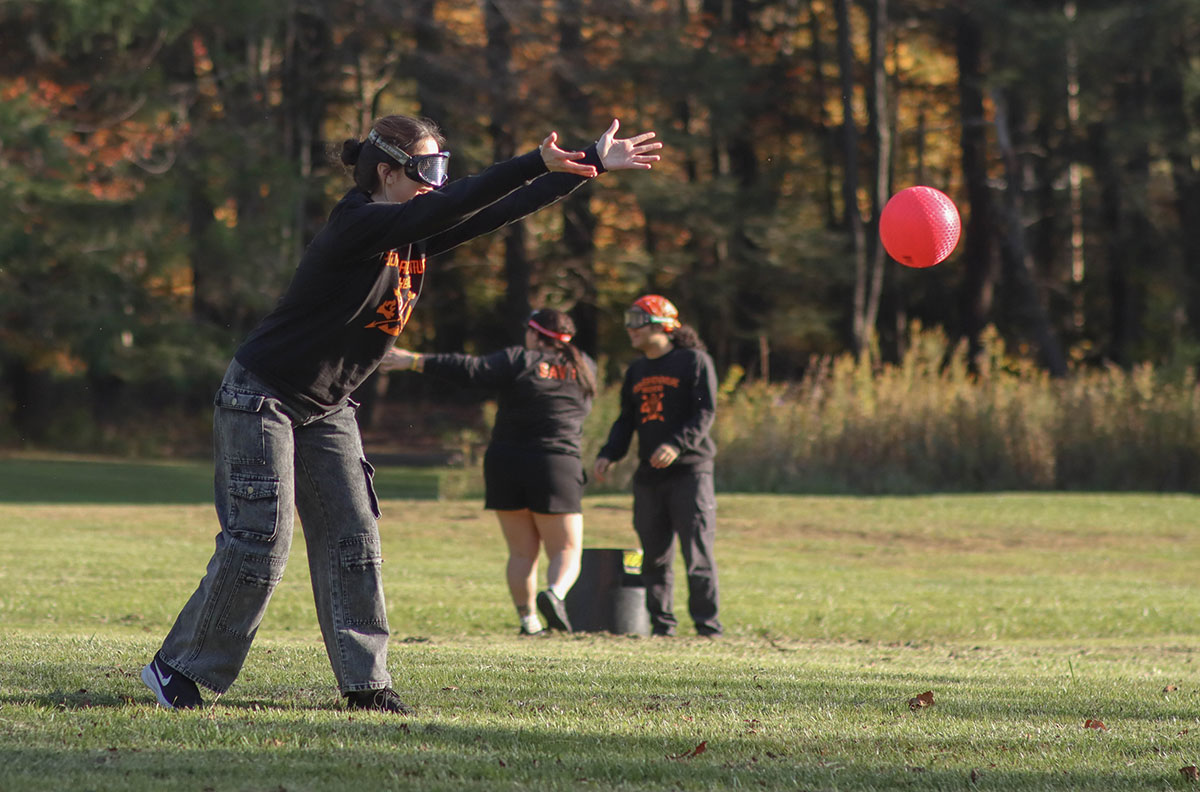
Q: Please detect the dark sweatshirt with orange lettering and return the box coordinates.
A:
[598,345,718,479]
[422,348,596,456]
[235,146,603,411]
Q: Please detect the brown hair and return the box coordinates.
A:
[529,309,596,399]
[669,324,706,352]
[340,115,446,194]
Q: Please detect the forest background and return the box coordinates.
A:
[2,0,1200,493]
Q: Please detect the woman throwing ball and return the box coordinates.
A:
[383,309,594,636]
[140,116,660,713]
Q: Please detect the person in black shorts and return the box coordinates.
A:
[593,295,722,638]
[138,115,661,714]
[382,309,595,636]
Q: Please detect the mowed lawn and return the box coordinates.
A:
[1,468,1199,790]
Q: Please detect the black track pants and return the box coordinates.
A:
[632,469,722,636]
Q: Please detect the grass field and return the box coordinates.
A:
[1,459,1199,790]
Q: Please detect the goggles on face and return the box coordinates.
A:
[368,129,451,188]
[624,308,669,329]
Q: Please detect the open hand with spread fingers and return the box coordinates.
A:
[596,119,661,171]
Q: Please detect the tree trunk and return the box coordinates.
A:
[485,0,529,343]
[954,7,998,360]
[864,0,890,355]
[809,4,839,229]
[834,0,870,355]
[413,0,468,355]
[1089,116,1151,367]
[991,89,1067,376]
[556,0,599,357]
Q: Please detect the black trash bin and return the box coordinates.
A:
[564,548,650,636]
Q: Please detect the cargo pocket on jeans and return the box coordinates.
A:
[339,535,388,628]
[217,553,287,637]
[695,472,717,513]
[227,474,280,542]
[360,458,381,520]
[215,386,268,465]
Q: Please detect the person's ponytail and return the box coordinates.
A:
[529,309,596,399]
[669,324,706,352]
[557,339,596,399]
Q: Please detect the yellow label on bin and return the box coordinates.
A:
[623,549,643,574]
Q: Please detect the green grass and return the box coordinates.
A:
[0,455,463,503]
[2,468,1199,790]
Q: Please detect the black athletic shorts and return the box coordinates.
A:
[483,445,585,514]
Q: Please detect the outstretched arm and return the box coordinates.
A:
[540,119,662,176]
[425,120,662,256]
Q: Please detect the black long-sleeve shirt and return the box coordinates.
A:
[423,347,595,456]
[598,346,718,479]
[235,146,603,410]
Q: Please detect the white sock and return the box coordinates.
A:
[548,584,568,601]
[521,614,544,633]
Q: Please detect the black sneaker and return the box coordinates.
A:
[518,625,551,638]
[345,688,414,715]
[536,590,572,632]
[140,653,203,710]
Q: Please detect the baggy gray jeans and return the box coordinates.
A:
[159,359,391,694]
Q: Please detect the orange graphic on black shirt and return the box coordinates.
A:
[365,288,413,336]
[632,375,679,424]
[366,251,425,336]
[639,389,665,423]
[537,362,577,380]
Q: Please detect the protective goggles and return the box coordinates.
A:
[368,129,451,188]
[624,307,670,329]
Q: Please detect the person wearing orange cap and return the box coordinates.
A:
[593,296,722,638]
[382,309,594,637]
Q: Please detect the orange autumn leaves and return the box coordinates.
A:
[908,690,935,711]
[2,75,187,201]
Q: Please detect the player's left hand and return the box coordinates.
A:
[596,119,662,171]
[380,348,417,372]
[649,443,680,468]
[541,131,598,177]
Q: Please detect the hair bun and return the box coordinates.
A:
[340,138,364,166]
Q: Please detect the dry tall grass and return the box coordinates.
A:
[586,325,1200,494]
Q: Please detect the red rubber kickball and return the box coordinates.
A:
[878,186,961,268]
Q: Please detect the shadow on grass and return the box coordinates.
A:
[0,724,1185,792]
[3,648,1195,791]
[0,457,444,504]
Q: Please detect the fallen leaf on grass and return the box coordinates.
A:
[970,768,981,784]
[667,741,707,760]
[1083,719,1107,730]
[1181,766,1199,782]
[908,691,934,711]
